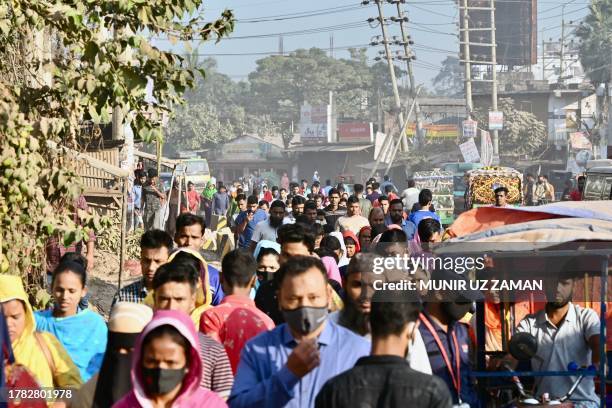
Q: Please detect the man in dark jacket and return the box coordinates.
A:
[212,184,230,216]
[315,290,452,408]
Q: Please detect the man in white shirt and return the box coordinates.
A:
[401,179,420,212]
[516,273,601,407]
[335,196,369,235]
[249,200,286,252]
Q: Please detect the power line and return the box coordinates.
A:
[236,4,365,23]
[153,21,367,41]
[186,43,370,57]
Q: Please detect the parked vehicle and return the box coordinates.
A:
[583,166,612,201]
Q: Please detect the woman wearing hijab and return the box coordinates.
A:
[0,275,81,390]
[341,230,361,259]
[72,302,153,408]
[202,182,217,227]
[113,310,227,408]
[252,240,281,299]
[35,258,107,382]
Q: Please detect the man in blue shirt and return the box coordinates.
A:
[385,199,417,240]
[230,256,370,408]
[235,194,268,249]
[409,188,441,228]
[419,268,483,407]
[131,170,146,230]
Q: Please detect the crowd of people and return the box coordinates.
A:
[0,171,602,408]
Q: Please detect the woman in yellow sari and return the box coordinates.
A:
[0,275,82,390]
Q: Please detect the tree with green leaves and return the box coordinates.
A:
[0,0,233,285]
[576,0,612,85]
[475,98,547,158]
[432,56,464,97]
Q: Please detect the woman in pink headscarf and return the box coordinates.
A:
[320,256,342,286]
[113,310,226,408]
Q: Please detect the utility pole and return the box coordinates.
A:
[329,34,334,58]
[373,0,408,152]
[461,0,473,117]
[395,0,423,147]
[490,0,499,163]
[560,15,565,85]
[542,31,545,81]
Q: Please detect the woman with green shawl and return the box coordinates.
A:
[202,182,217,227]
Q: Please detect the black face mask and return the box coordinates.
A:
[141,367,186,396]
[282,306,328,335]
[257,270,275,281]
[93,332,138,408]
[442,301,472,322]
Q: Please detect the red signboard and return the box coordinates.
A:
[338,122,372,142]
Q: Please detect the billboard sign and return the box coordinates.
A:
[462,120,477,139]
[488,111,504,130]
[407,123,459,139]
[338,122,373,143]
[459,138,481,163]
[300,103,331,144]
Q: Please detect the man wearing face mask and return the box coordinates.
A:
[230,256,370,408]
[420,268,483,408]
[72,302,153,408]
[315,290,452,408]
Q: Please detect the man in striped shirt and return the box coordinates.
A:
[112,229,173,306]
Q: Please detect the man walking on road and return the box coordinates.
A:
[335,196,369,236]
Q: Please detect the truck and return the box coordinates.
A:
[583,166,612,201]
[174,151,212,191]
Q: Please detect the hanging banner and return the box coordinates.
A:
[569,131,592,151]
[480,130,493,166]
[459,138,481,163]
[488,111,504,130]
[462,119,477,139]
[407,123,459,138]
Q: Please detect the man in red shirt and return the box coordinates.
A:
[200,249,275,373]
[186,181,201,213]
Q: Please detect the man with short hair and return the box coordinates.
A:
[516,269,601,407]
[152,261,234,399]
[379,174,397,195]
[304,200,319,225]
[352,184,372,220]
[113,229,173,305]
[186,181,201,214]
[376,195,390,216]
[131,170,147,230]
[384,184,398,201]
[200,249,275,374]
[408,189,441,228]
[401,179,420,211]
[324,188,347,227]
[212,184,230,216]
[316,290,451,408]
[250,200,287,251]
[311,181,321,197]
[174,213,224,305]
[493,186,510,207]
[235,195,268,249]
[534,175,555,205]
[230,257,370,408]
[300,179,311,196]
[335,196,369,235]
[255,224,316,324]
[142,168,165,230]
[386,199,417,240]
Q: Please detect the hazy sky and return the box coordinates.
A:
[152,0,590,87]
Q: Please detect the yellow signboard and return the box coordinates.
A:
[406,123,459,139]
